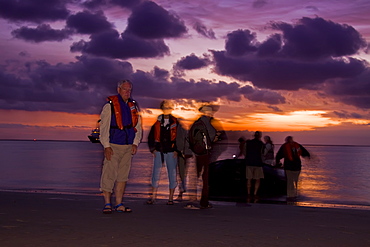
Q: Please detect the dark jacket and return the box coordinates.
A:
[245,138,264,167]
[275,142,310,171]
[148,114,178,153]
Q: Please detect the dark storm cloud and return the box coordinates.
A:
[324,69,370,109]
[257,34,282,57]
[240,85,285,104]
[82,0,108,9]
[0,54,286,114]
[130,69,285,105]
[11,24,72,43]
[0,0,69,23]
[271,17,367,60]
[333,111,364,119]
[153,66,170,80]
[267,105,283,112]
[225,30,258,56]
[66,10,113,34]
[174,54,211,71]
[0,56,133,114]
[212,17,368,91]
[124,1,187,39]
[70,30,170,59]
[193,22,216,39]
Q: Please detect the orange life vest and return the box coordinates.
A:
[282,141,302,161]
[107,95,139,131]
[154,115,177,143]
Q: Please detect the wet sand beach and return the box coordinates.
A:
[1,191,369,247]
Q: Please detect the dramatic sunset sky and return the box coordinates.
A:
[0,0,369,145]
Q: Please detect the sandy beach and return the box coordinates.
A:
[0,191,369,247]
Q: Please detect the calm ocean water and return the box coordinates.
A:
[0,140,369,210]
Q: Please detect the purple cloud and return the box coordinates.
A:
[272,17,368,60]
[131,69,285,104]
[66,10,113,34]
[124,1,187,39]
[333,111,364,119]
[0,54,286,114]
[174,54,211,71]
[0,56,133,114]
[324,69,370,108]
[225,29,258,56]
[212,17,368,92]
[11,24,72,43]
[240,85,285,104]
[110,0,143,9]
[0,0,69,23]
[82,0,108,9]
[193,22,216,39]
[70,30,170,59]
[252,0,268,8]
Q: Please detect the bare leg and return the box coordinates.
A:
[103,190,112,205]
[254,179,260,196]
[247,179,252,195]
[169,188,175,201]
[114,181,127,207]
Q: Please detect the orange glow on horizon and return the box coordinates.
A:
[220,110,341,131]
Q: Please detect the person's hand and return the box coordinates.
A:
[131,144,138,155]
[104,147,113,161]
[173,152,178,158]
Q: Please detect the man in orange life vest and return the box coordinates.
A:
[275,136,310,199]
[147,100,181,205]
[99,80,142,214]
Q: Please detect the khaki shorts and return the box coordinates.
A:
[100,144,133,193]
[246,166,264,179]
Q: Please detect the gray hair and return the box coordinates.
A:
[117,79,132,88]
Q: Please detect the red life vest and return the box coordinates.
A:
[154,115,177,144]
[282,141,302,161]
[107,95,139,131]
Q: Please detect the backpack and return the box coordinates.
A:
[188,118,211,155]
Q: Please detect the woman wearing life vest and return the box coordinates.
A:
[275,136,310,199]
[147,100,180,205]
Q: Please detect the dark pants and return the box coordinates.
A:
[196,154,210,207]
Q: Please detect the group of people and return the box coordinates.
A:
[239,131,310,200]
[99,80,222,213]
[98,79,310,214]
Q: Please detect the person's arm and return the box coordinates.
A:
[147,124,156,153]
[300,145,310,158]
[100,103,111,149]
[263,143,270,156]
[176,122,186,153]
[133,115,142,146]
[100,103,114,160]
[275,146,283,166]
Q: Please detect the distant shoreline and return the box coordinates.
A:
[1,139,370,147]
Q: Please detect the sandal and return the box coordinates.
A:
[200,203,213,209]
[114,203,132,213]
[102,203,113,214]
[166,200,174,205]
[146,199,155,205]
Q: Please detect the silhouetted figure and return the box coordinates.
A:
[99,80,142,214]
[147,100,181,205]
[275,136,310,199]
[188,105,218,209]
[245,131,265,199]
[262,136,275,166]
[236,137,246,159]
[175,122,192,201]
